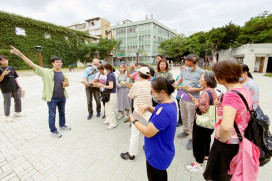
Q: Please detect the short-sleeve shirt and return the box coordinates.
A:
[52,72,65,98]
[128,80,152,108]
[243,79,259,110]
[145,102,177,170]
[83,66,98,83]
[131,72,139,82]
[215,87,253,144]
[181,68,205,99]
[154,71,173,80]
[95,73,107,91]
[0,66,19,93]
[105,72,116,93]
[34,65,68,102]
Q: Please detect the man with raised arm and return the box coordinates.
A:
[10,46,70,138]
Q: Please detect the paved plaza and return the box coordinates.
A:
[0,69,271,181]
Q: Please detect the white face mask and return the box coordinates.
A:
[239,77,244,82]
[104,70,107,74]
[187,67,194,71]
[152,93,162,104]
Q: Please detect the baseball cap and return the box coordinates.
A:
[139,67,150,75]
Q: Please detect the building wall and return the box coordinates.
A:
[112,19,177,64]
[218,43,272,73]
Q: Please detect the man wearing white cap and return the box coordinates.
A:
[120,67,152,161]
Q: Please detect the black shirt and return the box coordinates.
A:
[52,71,65,98]
[0,66,19,93]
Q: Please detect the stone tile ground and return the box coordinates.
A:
[0,69,271,180]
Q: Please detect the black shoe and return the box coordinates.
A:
[120,152,135,161]
[143,145,145,151]
[102,115,106,119]
[87,113,93,120]
[177,123,181,127]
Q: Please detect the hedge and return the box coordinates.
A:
[0,11,91,69]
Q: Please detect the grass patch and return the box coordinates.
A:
[264,73,272,77]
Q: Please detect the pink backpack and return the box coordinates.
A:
[228,122,260,181]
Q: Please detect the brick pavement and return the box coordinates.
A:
[0,69,271,180]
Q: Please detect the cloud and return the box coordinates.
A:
[0,0,271,36]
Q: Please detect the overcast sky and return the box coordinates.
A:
[1,0,271,36]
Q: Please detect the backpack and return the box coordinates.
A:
[232,90,272,166]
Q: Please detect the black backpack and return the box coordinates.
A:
[232,90,272,166]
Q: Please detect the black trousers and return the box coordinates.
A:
[192,119,214,164]
[146,161,167,181]
[203,138,239,181]
[176,98,183,124]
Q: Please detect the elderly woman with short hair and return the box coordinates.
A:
[186,71,218,173]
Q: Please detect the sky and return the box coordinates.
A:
[0,0,271,36]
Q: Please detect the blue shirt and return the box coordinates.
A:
[83,66,98,83]
[105,72,117,93]
[145,102,177,170]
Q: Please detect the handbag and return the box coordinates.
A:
[228,122,260,181]
[195,91,216,129]
[101,89,111,103]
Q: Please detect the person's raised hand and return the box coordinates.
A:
[10,46,22,56]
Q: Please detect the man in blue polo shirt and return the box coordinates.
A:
[83,59,101,120]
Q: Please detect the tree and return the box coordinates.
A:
[159,35,187,61]
[238,11,272,44]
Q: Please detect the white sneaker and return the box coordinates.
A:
[51,131,62,138]
[13,112,25,117]
[103,121,109,125]
[107,125,117,130]
[117,114,125,120]
[6,116,14,122]
[186,163,203,173]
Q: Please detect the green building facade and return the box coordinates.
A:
[111,18,177,64]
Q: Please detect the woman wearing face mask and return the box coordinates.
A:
[90,64,107,119]
[186,72,217,173]
[116,64,131,121]
[203,60,253,181]
[97,63,117,130]
[120,67,152,161]
[239,64,259,110]
[153,58,173,81]
[130,77,177,181]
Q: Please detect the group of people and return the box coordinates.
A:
[0,46,261,181]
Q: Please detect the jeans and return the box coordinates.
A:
[47,98,66,133]
[85,87,101,114]
[2,90,22,116]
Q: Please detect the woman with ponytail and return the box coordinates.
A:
[129,77,177,181]
[240,64,259,110]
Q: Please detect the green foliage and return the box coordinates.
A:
[159,11,271,61]
[239,11,272,44]
[0,11,90,68]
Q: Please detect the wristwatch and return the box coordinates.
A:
[132,120,138,124]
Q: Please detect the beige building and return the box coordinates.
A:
[68,17,111,40]
[218,43,272,73]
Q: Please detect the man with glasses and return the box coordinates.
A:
[0,55,23,122]
[10,46,70,138]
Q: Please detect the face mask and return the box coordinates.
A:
[239,77,244,82]
[187,67,194,71]
[152,94,162,104]
[104,70,107,74]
